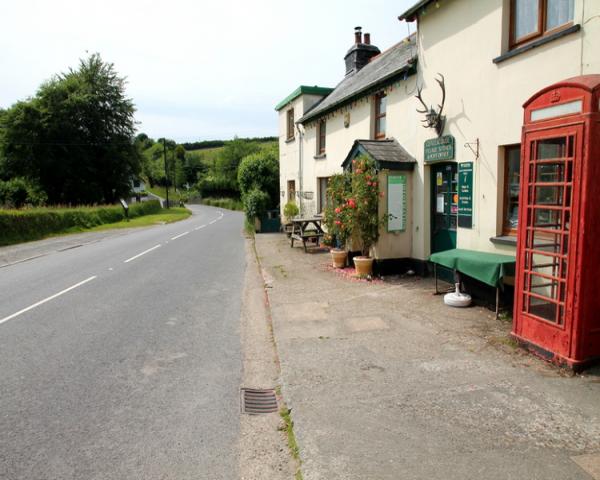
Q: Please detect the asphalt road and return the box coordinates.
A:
[0,205,246,480]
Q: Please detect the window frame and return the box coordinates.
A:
[317,120,326,155]
[286,108,295,141]
[509,0,574,49]
[374,93,387,140]
[317,177,330,213]
[287,180,296,203]
[503,144,522,236]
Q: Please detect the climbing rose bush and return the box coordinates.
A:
[323,173,352,248]
[347,155,384,257]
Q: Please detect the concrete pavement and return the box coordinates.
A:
[255,233,600,480]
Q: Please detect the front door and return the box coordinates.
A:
[431,162,458,253]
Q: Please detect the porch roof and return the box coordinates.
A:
[341,138,417,171]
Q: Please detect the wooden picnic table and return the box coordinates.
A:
[289,216,325,252]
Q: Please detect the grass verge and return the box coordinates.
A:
[85,207,191,232]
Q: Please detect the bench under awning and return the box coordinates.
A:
[429,248,516,317]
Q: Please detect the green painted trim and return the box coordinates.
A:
[274,85,334,111]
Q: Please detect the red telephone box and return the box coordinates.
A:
[513,75,600,370]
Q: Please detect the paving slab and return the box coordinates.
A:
[256,233,600,480]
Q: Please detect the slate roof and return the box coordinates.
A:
[342,138,417,171]
[298,35,417,124]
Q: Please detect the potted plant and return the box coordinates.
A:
[282,201,299,236]
[323,173,351,268]
[347,155,385,276]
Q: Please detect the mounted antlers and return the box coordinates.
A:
[415,73,446,137]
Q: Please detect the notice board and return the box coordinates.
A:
[388,174,407,232]
[458,162,473,228]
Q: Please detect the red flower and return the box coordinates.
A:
[335,220,341,225]
[335,207,341,214]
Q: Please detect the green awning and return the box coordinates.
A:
[429,248,516,288]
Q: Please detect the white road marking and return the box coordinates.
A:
[123,244,161,263]
[194,225,206,230]
[209,219,217,225]
[108,267,113,271]
[0,276,97,326]
[170,231,189,240]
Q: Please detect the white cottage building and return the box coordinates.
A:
[276,0,599,280]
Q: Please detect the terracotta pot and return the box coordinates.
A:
[330,248,347,268]
[353,256,374,276]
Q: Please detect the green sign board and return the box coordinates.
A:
[424,135,455,163]
[458,162,473,228]
[387,174,407,232]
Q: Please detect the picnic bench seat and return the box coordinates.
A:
[289,217,325,253]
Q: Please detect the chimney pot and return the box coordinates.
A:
[364,33,371,45]
[354,26,362,44]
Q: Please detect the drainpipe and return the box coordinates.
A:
[296,123,304,215]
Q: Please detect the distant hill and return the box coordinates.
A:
[182,136,277,151]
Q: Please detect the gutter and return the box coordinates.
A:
[398,0,435,22]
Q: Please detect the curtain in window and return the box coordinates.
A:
[514,0,539,40]
[546,0,574,30]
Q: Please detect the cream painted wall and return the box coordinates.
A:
[408,0,598,258]
[277,0,598,260]
[278,93,327,218]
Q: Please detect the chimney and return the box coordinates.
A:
[344,27,380,75]
[354,26,362,44]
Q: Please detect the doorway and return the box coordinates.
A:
[431,162,458,254]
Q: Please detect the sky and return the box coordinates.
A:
[1,0,416,142]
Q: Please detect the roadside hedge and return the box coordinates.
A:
[0,200,161,245]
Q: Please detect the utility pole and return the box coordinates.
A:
[162,138,170,209]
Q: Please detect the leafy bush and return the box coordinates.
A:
[283,202,299,222]
[0,199,161,246]
[243,188,269,222]
[347,155,385,256]
[200,197,243,211]
[0,177,47,208]
[238,146,279,221]
[323,173,352,249]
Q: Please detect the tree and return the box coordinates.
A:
[237,145,279,220]
[0,54,140,205]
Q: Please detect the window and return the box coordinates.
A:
[374,93,387,139]
[286,109,295,140]
[510,0,574,47]
[317,120,326,155]
[503,145,521,235]
[287,180,296,203]
[317,177,329,213]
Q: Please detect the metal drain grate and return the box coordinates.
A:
[240,388,278,414]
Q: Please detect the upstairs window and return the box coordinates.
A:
[511,0,574,47]
[286,109,295,141]
[374,93,387,139]
[317,120,326,154]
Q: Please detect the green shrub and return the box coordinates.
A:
[0,199,162,246]
[200,197,243,211]
[0,177,47,208]
[283,202,299,222]
[243,188,269,222]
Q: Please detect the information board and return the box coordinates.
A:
[458,162,473,228]
[424,135,455,163]
[388,174,407,232]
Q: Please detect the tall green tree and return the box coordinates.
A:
[0,54,140,204]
